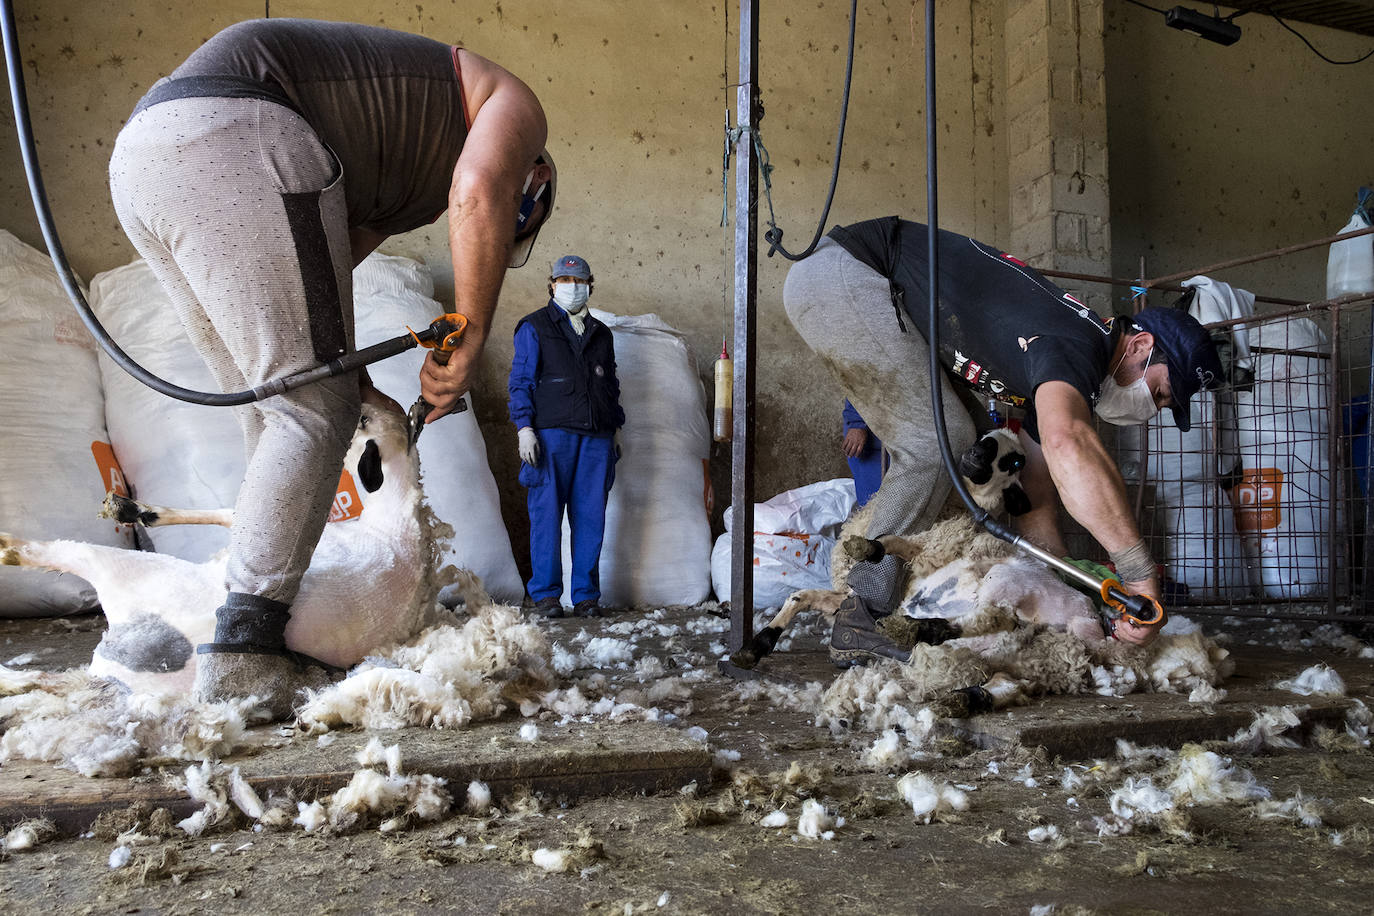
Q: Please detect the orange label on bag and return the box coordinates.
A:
[90,441,130,497]
[1232,468,1283,531]
[329,470,363,522]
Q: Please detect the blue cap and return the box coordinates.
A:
[1130,307,1225,432]
[550,254,591,281]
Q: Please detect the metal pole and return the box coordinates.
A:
[1365,303,1374,613]
[727,0,760,656]
[1144,225,1374,288]
[1327,306,1341,616]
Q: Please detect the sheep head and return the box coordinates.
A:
[957,428,1030,517]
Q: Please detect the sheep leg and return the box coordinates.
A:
[930,672,1028,718]
[0,531,31,566]
[729,588,845,669]
[100,492,234,528]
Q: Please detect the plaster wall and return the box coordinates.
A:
[0,0,1008,560]
[1105,3,1374,308]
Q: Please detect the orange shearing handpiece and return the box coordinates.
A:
[1099,576,1166,628]
[405,314,469,442]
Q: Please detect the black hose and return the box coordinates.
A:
[922,0,1011,537]
[762,0,856,261]
[1,0,407,406]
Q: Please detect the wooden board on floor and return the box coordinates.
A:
[0,719,711,836]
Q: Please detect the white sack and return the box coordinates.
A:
[0,230,129,616]
[353,254,524,604]
[710,478,856,609]
[560,310,713,607]
[1233,319,1331,598]
[1141,278,1254,598]
[1326,191,1374,299]
[89,260,243,562]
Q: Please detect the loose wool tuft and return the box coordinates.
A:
[795,798,836,840]
[298,604,555,733]
[1,672,258,776]
[896,773,969,823]
[1275,663,1346,697]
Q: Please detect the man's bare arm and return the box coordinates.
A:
[420,50,548,421]
[1033,380,1164,644]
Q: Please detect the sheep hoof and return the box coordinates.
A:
[729,647,759,669]
[730,626,781,669]
[100,493,156,526]
[931,685,995,719]
[876,615,962,649]
[842,536,884,562]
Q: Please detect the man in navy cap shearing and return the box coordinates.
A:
[508,255,625,619]
[783,217,1225,655]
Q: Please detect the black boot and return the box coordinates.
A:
[829,594,912,668]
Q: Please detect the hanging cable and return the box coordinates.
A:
[1264,8,1374,65]
[760,0,858,261]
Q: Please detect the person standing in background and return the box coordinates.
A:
[508,255,625,619]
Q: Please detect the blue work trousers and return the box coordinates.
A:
[520,428,616,604]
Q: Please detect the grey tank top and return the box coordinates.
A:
[170,19,468,236]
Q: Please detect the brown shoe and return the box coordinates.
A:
[828,595,911,668]
[572,599,603,618]
[534,597,566,618]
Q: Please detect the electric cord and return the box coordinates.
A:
[759,0,857,261]
[1264,8,1374,65]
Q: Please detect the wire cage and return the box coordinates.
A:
[1090,300,1374,622]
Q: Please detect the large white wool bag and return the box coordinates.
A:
[88,260,244,562]
[559,310,713,608]
[353,254,524,604]
[1233,319,1332,599]
[0,230,131,616]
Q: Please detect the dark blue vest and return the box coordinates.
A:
[517,302,620,434]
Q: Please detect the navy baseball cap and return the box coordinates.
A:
[509,149,557,269]
[1130,307,1225,432]
[550,254,591,281]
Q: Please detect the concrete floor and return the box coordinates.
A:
[1,608,1372,914]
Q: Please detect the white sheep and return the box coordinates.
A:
[733,428,1031,668]
[0,390,442,697]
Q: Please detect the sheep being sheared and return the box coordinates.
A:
[0,390,444,698]
[734,428,1030,668]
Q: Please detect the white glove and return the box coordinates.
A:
[518,427,540,466]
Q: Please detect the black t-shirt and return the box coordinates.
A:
[828,217,1115,440]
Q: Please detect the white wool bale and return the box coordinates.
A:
[87,259,242,562]
[0,230,131,616]
[353,254,524,604]
[560,310,713,608]
[711,479,855,609]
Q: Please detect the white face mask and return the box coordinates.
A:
[552,282,589,313]
[1096,348,1160,426]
